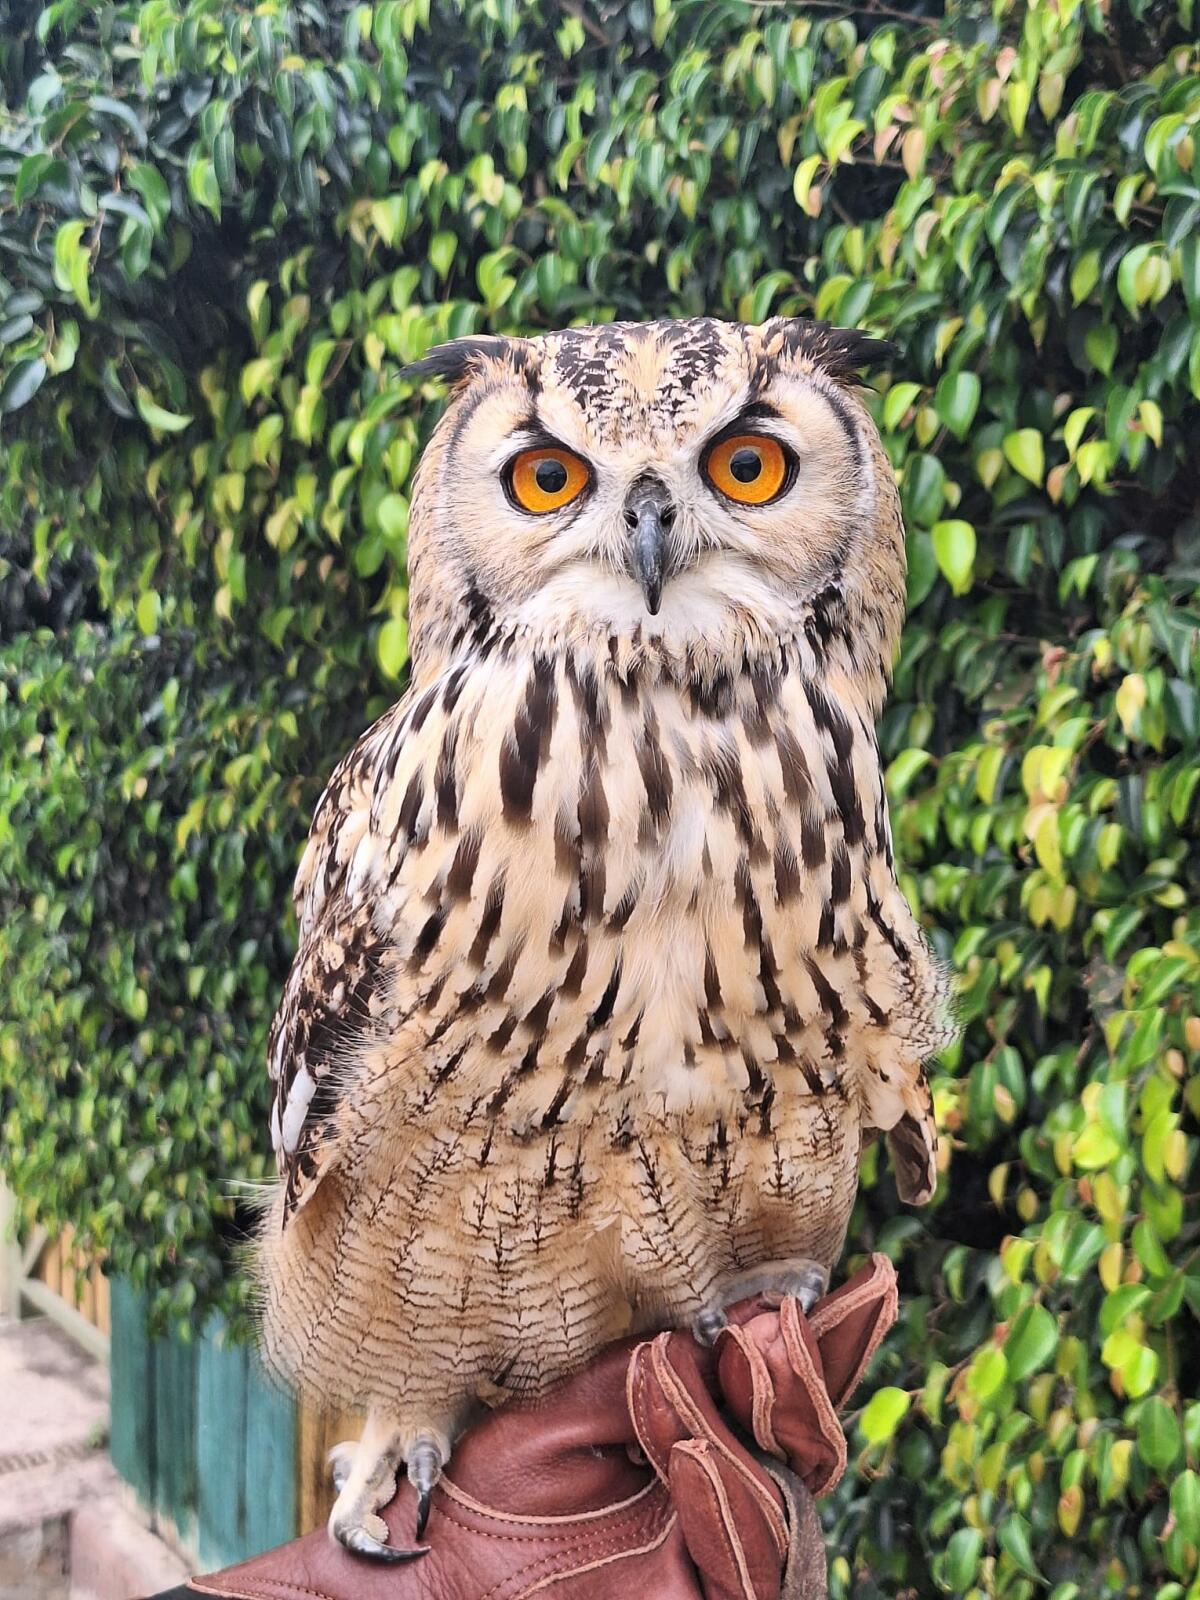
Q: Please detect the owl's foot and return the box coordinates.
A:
[327,1413,430,1563]
[692,1257,830,1344]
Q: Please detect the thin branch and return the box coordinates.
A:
[558,0,611,47]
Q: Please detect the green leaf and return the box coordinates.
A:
[903,454,946,527]
[886,748,932,798]
[429,231,457,280]
[377,615,409,679]
[135,387,193,433]
[905,528,938,608]
[128,163,171,232]
[52,220,98,318]
[136,590,162,634]
[933,372,980,439]
[377,494,408,541]
[968,1346,1008,1400]
[0,357,47,413]
[1005,1303,1057,1382]
[932,519,976,596]
[1085,323,1118,376]
[998,1515,1043,1581]
[187,152,221,220]
[943,1528,983,1591]
[89,94,148,147]
[859,1386,910,1444]
[1172,1469,1200,1543]
[1137,1397,1182,1472]
[1003,428,1044,486]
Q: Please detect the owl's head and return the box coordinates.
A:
[402,318,906,694]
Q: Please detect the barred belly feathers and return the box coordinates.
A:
[256,317,955,1560]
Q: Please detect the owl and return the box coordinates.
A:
[256,317,954,1562]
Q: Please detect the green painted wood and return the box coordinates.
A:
[108,1278,156,1508]
[195,1317,249,1570]
[108,1281,299,1567]
[242,1353,297,1558]
[153,1323,199,1551]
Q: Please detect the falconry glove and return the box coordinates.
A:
[152,1257,897,1600]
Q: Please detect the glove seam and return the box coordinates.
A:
[719,1324,782,1459]
[508,1514,678,1600]
[433,1489,671,1562]
[778,1300,845,1497]
[186,1580,334,1600]
[807,1254,897,1407]
[440,1474,660,1527]
[645,1338,789,1559]
[672,1440,759,1600]
[472,1502,675,1600]
[626,1345,671,1482]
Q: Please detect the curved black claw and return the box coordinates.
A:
[407,1435,444,1544]
[415,1487,432,1542]
[333,1519,430,1564]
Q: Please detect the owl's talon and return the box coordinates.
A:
[704,1258,831,1322]
[415,1487,432,1542]
[407,1433,445,1541]
[774,1260,828,1314]
[331,1512,429,1563]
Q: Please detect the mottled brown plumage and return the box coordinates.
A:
[256,318,954,1558]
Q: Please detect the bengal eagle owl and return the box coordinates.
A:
[257,317,954,1561]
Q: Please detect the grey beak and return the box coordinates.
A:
[625,479,675,616]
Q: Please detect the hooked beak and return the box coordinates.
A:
[624,478,676,616]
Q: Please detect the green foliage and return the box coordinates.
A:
[1,0,1198,1593]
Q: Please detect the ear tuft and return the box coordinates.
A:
[400,335,520,390]
[774,319,898,386]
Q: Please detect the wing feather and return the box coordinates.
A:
[268,694,416,1218]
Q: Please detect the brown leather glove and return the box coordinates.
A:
[169,1256,897,1600]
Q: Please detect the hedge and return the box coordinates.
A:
[1,0,1198,1594]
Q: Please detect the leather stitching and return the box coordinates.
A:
[627,1343,673,1481]
[510,1515,678,1599]
[473,1496,674,1600]
[720,1324,781,1459]
[648,1339,788,1558]
[186,1579,339,1600]
[808,1255,896,1408]
[674,1441,755,1600]
[439,1475,658,1527]
[778,1300,844,1496]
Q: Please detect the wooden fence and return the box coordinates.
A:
[108,1281,299,1568]
[10,1221,110,1362]
[107,1283,365,1568]
[3,1198,355,1570]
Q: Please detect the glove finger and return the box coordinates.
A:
[806,1253,898,1410]
[628,1332,788,1560]
[716,1305,845,1498]
[670,1439,784,1600]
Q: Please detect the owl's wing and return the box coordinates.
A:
[884,1072,938,1205]
[856,879,952,1207]
[268,693,414,1219]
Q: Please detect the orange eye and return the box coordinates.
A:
[704,434,791,506]
[506,446,590,514]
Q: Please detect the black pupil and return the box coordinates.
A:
[729,447,762,483]
[535,457,568,494]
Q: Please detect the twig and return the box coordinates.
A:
[558,0,611,46]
